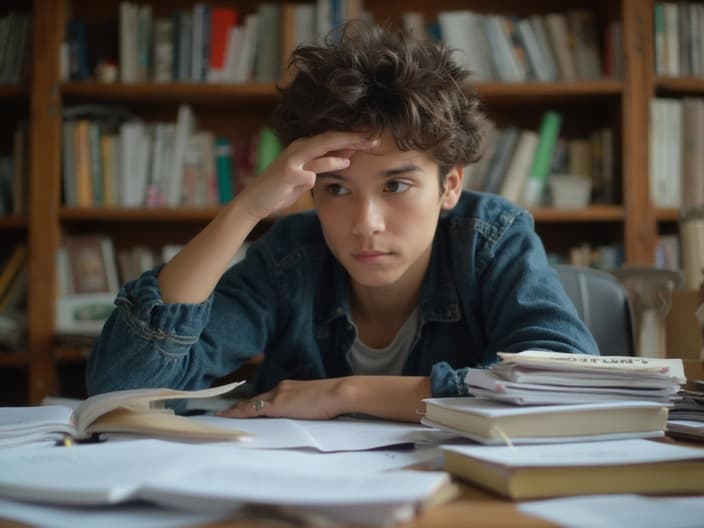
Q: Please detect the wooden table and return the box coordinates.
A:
[1,361,702,528]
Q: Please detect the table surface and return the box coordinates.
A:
[1,360,702,528]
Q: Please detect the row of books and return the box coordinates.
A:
[64,2,620,86]
[0,245,27,350]
[433,9,615,83]
[61,104,282,209]
[464,112,615,208]
[548,243,624,271]
[55,234,248,337]
[0,124,27,216]
[649,97,704,210]
[0,11,31,85]
[64,0,366,84]
[654,2,704,79]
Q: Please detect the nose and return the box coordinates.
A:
[351,196,385,237]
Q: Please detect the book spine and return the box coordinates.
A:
[521,111,562,207]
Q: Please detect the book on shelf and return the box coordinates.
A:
[0,381,247,447]
[441,438,704,500]
[421,398,667,445]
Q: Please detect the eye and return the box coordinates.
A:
[325,183,350,196]
[383,180,411,193]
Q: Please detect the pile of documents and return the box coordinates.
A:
[464,350,685,405]
[667,385,704,440]
[421,351,686,445]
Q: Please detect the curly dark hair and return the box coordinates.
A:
[272,22,486,181]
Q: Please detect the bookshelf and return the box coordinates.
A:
[0,0,692,404]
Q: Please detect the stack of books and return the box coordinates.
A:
[667,385,704,440]
[422,351,685,445]
[465,350,684,405]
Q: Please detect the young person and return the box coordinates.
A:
[87,23,598,423]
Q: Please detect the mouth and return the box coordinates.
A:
[351,250,392,262]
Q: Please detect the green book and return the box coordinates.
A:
[214,137,234,204]
[255,127,282,174]
[521,111,562,206]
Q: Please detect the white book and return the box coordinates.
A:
[422,398,667,445]
[664,3,679,77]
[402,12,426,39]
[545,13,578,81]
[438,11,493,81]
[222,25,245,83]
[483,15,525,82]
[499,130,538,203]
[119,2,138,83]
[234,14,259,82]
[165,104,195,207]
[517,19,552,82]
[529,15,560,82]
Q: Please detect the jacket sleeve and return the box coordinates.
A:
[477,210,599,359]
[86,239,280,396]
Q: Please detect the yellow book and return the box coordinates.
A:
[0,245,26,301]
[443,439,704,500]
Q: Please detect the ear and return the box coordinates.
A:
[441,165,464,210]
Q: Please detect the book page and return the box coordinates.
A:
[72,381,245,434]
[0,406,77,447]
[518,494,704,528]
[192,415,455,451]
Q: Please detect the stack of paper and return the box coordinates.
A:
[421,351,685,444]
[0,439,456,526]
[667,386,704,440]
[464,350,685,405]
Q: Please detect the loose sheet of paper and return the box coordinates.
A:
[518,494,704,528]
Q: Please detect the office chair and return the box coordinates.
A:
[554,264,636,356]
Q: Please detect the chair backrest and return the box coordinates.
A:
[554,264,636,356]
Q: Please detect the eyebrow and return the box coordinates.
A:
[317,164,424,180]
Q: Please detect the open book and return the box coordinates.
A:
[0,382,248,446]
[442,438,704,499]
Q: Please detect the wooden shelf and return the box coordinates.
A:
[0,84,28,98]
[60,207,221,222]
[62,81,279,105]
[0,215,28,229]
[54,345,92,362]
[0,353,29,367]
[61,79,622,106]
[655,77,704,94]
[656,208,681,222]
[474,79,622,104]
[60,206,625,224]
[531,205,625,222]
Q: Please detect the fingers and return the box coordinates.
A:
[216,393,273,419]
[302,156,350,174]
[291,131,378,168]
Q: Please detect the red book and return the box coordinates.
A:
[209,7,238,72]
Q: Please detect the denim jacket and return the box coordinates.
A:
[87,191,598,400]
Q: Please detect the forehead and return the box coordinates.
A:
[353,129,434,167]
